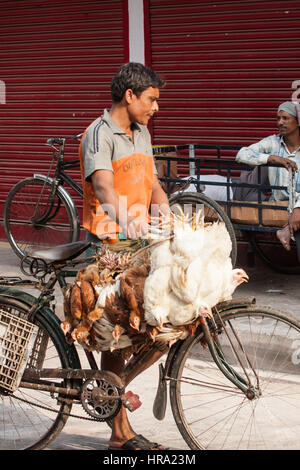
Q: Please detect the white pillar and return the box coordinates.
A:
[128,0,145,64]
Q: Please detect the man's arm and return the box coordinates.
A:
[151,174,170,206]
[150,174,170,219]
[236,137,297,171]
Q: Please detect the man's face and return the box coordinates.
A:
[277,110,299,137]
[127,87,160,125]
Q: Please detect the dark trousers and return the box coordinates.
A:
[232,166,270,202]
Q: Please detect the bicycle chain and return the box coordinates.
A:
[12,393,106,422]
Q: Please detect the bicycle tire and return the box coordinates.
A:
[0,296,76,450]
[169,306,300,450]
[247,231,300,274]
[4,177,79,260]
[169,192,237,266]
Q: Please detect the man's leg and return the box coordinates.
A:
[101,351,136,448]
[232,168,293,251]
[232,166,270,201]
[101,349,167,449]
[276,224,291,251]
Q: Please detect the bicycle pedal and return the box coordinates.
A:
[123,391,142,412]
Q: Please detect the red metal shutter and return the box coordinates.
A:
[148,0,300,150]
[0,0,127,236]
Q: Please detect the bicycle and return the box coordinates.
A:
[3,136,237,265]
[3,135,83,260]
[1,240,300,450]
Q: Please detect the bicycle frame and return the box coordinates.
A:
[30,136,83,228]
[46,135,83,198]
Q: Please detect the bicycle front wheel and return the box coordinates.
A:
[4,177,79,259]
[169,306,300,450]
[169,192,237,266]
[0,297,75,450]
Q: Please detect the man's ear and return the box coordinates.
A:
[124,88,135,104]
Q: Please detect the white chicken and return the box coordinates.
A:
[143,266,171,327]
[148,237,173,270]
[143,237,174,327]
[144,216,248,329]
[167,291,212,326]
[169,220,237,307]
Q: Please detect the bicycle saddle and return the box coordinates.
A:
[26,241,91,263]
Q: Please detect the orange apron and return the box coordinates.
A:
[80,151,154,243]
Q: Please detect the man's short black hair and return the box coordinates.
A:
[110,62,165,103]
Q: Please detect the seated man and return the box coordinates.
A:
[235,101,300,251]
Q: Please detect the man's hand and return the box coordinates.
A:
[289,208,300,236]
[268,155,298,172]
[127,217,149,239]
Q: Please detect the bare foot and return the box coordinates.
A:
[276,225,291,251]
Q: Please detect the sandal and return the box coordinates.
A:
[108,434,168,450]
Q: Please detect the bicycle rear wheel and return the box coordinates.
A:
[169,306,300,450]
[169,192,237,266]
[4,177,79,259]
[0,296,76,450]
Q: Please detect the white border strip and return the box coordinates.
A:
[0,80,6,104]
[128,0,145,64]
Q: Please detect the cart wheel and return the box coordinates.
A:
[247,230,300,274]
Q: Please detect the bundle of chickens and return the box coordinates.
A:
[61,213,248,355]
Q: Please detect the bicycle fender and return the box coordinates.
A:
[153,337,189,421]
[0,284,38,306]
[33,173,80,233]
[0,286,81,369]
[214,297,256,313]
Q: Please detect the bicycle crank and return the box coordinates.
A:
[80,377,123,420]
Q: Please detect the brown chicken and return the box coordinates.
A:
[80,279,96,315]
[69,281,83,320]
[121,265,149,330]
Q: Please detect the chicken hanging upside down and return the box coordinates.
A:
[61,214,248,354]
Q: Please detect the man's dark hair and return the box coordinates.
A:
[110,62,165,103]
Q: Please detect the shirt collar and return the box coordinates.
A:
[279,134,300,153]
[102,108,141,134]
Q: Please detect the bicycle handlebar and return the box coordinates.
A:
[46,134,83,148]
[46,137,65,147]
